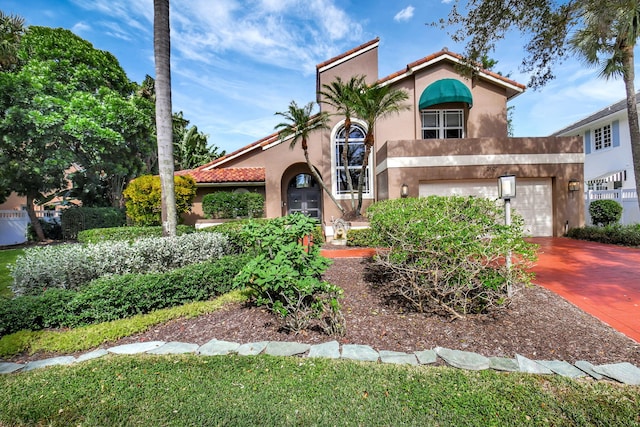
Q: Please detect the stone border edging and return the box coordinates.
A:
[1,340,639,385]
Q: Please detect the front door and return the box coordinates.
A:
[287,173,321,220]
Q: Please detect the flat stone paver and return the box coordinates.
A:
[574,360,604,380]
[489,357,520,372]
[537,360,586,378]
[593,362,640,385]
[108,341,165,355]
[0,362,24,374]
[379,350,418,365]
[197,339,240,356]
[23,356,76,372]
[237,341,269,356]
[414,349,437,365]
[436,347,490,370]
[516,354,553,375]
[341,344,379,362]
[264,342,310,357]
[308,341,340,359]
[76,349,109,363]
[148,342,199,355]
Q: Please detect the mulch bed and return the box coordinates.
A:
[100,257,640,365]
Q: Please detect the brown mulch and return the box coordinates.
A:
[6,257,640,365]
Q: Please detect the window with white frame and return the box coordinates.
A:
[421,109,464,139]
[334,123,370,195]
[593,124,612,151]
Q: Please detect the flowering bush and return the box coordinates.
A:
[10,232,229,296]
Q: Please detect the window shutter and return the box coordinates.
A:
[612,120,620,147]
[584,130,591,154]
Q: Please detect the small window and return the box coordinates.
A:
[421,109,464,139]
[593,124,612,151]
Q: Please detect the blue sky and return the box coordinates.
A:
[3,0,639,154]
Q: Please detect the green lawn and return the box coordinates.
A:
[0,355,638,426]
[0,248,22,299]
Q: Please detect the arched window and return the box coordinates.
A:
[333,123,370,196]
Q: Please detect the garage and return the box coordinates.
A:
[419,178,553,236]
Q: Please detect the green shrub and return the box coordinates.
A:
[77,225,194,244]
[589,199,623,226]
[27,218,63,241]
[10,232,229,296]
[567,224,640,246]
[123,175,197,226]
[232,213,344,335]
[366,196,537,319]
[346,228,379,247]
[0,254,251,336]
[61,206,125,232]
[202,191,265,219]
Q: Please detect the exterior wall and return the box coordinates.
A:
[557,110,637,191]
[376,136,585,236]
[0,193,27,211]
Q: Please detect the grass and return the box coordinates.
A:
[0,248,22,299]
[0,290,248,357]
[0,355,638,426]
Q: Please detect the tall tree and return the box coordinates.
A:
[0,10,25,71]
[153,0,177,237]
[351,84,410,215]
[0,26,146,240]
[319,75,367,213]
[443,0,640,211]
[275,101,345,215]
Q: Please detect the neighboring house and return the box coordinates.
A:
[553,94,639,225]
[180,38,583,237]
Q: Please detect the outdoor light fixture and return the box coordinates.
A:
[401,183,409,198]
[498,174,516,200]
[497,174,516,298]
[568,179,580,192]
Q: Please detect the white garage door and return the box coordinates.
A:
[419,178,553,236]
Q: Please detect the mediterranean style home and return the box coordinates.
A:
[180,38,584,237]
[553,93,639,224]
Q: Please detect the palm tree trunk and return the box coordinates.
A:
[154,0,177,237]
[26,192,45,241]
[303,148,345,215]
[342,117,356,211]
[621,47,640,214]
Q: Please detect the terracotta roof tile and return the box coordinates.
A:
[176,167,265,184]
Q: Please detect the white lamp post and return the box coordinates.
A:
[498,174,516,297]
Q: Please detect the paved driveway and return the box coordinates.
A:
[529,237,640,343]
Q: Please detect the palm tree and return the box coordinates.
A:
[570,1,640,212]
[0,11,25,71]
[275,101,345,215]
[352,84,410,214]
[153,0,177,236]
[319,75,367,212]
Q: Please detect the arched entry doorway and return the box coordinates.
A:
[287,173,321,220]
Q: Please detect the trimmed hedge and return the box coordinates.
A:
[0,254,251,336]
[202,191,265,219]
[589,199,623,226]
[346,228,379,247]
[77,225,194,244]
[61,207,126,231]
[567,224,640,247]
[123,175,197,226]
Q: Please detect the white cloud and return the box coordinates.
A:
[71,21,91,35]
[441,0,454,4]
[394,6,415,22]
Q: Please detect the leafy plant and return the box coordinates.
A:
[589,199,623,226]
[122,174,196,226]
[346,228,379,247]
[567,223,640,246]
[233,213,344,335]
[77,225,194,244]
[202,191,264,219]
[367,196,537,319]
[10,232,229,296]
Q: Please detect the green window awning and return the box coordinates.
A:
[419,79,473,109]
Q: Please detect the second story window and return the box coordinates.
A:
[421,109,464,139]
[594,124,612,151]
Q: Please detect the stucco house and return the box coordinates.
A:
[180,38,584,237]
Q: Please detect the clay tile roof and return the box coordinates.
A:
[176,167,265,184]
